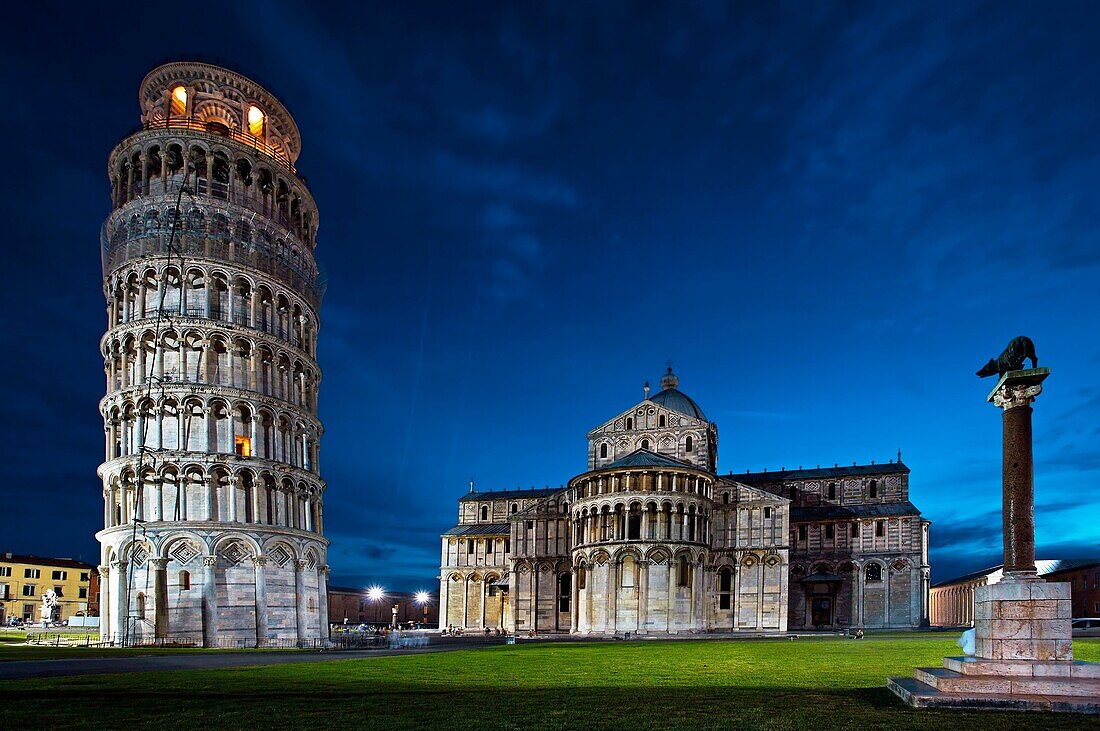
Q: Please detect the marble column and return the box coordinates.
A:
[202,555,218,647]
[253,555,268,647]
[317,565,330,641]
[638,560,649,633]
[152,558,169,639]
[98,564,111,642]
[294,559,309,645]
[112,559,128,645]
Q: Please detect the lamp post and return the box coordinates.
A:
[366,586,385,628]
[415,591,431,629]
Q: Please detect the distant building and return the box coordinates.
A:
[0,553,98,623]
[328,588,439,627]
[929,558,1100,626]
[439,368,930,634]
[1042,561,1100,618]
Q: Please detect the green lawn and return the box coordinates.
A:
[1,637,1098,729]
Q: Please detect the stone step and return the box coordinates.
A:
[888,676,1100,714]
[915,666,1100,697]
[944,655,1100,679]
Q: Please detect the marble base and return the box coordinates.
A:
[888,579,1099,713]
[973,577,1072,661]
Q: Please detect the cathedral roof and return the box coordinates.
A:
[442,523,512,536]
[727,461,909,482]
[605,449,695,470]
[647,366,707,420]
[788,500,922,521]
[458,487,563,503]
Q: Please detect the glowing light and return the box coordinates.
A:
[171,86,187,115]
[415,591,430,605]
[367,586,385,602]
[234,436,252,457]
[248,105,265,136]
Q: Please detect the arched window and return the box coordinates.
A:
[641,439,650,450]
[248,105,266,137]
[600,444,608,459]
[480,505,488,521]
[179,570,190,590]
[866,563,882,583]
[557,573,571,612]
[626,418,633,430]
[677,556,691,587]
[685,436,694,453]
[868,480,878,499]
[722,492,729,506]
[170,86,187,116]
[136,592,147,616]
[576,566,586,590]
[827,482,836,500]
[659,414,666,427]
[718,567,733,609]
[510,503,518,515]
[620,556,636,588]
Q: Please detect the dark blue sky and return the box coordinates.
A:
[2,2,1097,592]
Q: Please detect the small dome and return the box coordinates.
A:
[650,368,706,420]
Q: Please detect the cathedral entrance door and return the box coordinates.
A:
[811,597,832,628]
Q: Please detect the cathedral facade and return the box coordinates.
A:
[439,369,930,635]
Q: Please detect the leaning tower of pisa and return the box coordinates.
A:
[96,62,329,647]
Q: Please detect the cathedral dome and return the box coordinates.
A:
[650,367,707,420]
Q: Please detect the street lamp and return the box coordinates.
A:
[415,591,431,628]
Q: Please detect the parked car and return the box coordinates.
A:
[1071,618,1100,637]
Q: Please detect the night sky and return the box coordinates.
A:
[2,2,1097,593]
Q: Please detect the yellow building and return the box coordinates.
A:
[0,553,98,624]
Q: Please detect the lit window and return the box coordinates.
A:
[235,436,252,457]
[248,105,266,136]
[171,86,187,115]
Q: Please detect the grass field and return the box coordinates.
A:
[2,637,1098,729]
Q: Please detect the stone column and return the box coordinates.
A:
[317,565,330,641]
[993,376,1044,577]
[638,560,649,633]
[294,559,309,645]
[253,555,268,647]
[98,564,111,642]
[112,559,128,645]
[202,555,218,647]
[152,558,169,640]
[974,367,1071,661]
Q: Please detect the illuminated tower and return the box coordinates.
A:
[97,62,329,646]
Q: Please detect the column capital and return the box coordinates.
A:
[112,559,128,571]
[986,367,1050,410]
[150,558,169,570]
[294,559,308,571]
[98,564,111,577]
[202,555,218,567]
[254,554,268,567]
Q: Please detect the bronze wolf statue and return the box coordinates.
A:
[976,336,1037,378]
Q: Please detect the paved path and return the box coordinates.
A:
[0,643,483,681]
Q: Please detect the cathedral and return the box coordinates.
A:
[439,368,930,635]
